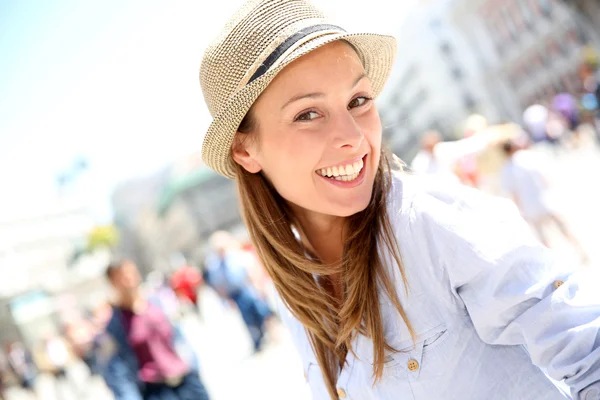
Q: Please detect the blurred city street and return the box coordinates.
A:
[3,285,310,400]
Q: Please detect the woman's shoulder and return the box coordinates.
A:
[390,172,506,219]
[389,171,517,230]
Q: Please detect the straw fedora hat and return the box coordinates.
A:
[200,0,397,178]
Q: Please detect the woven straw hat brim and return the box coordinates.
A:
[202,32,397,179]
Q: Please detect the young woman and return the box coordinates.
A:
[198,0,600,398]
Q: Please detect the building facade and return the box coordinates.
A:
[452,0,600,121]
[378,0,501,160]
[112,152,242,273]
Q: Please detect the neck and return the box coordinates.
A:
[289,203,347,270]
[117,288,143,310]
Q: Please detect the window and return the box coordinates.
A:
[440,42,452,56]
[519,0,534,30]
[508,1,525,34]
[547,38,560,59]
[537,0,552,18]
[539,50,549,67]
[501,5,518,41]
[577,25,589,44]
[451,66,464,81]
[463,93,477,110]
[410,88,429,113]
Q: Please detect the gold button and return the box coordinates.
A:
[553,280,564,289]
[407,359,419,372]
[337,387,346,399]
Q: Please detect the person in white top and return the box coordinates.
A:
[500,137,588,263]
[410,129,498,184]
[198,1,600,398]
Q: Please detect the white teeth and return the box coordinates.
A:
[334,172,359,182]
[316,158,365,180]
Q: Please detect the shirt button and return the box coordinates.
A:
[553,280,564,289]
[407,359,420,371]
[337,387,347,398]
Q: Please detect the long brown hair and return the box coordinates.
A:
[234,113,414,399]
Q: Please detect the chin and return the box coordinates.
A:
[328,194,372,217]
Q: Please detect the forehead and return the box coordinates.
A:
[266,41,365,92]
[113,262,136,275]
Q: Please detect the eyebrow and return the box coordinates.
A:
[280,72,368,111]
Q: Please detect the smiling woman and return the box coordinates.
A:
[198,1,600,399]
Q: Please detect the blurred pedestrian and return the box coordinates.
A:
[523,104,549,144]
[5,342,37,399]
[44,334,77,399]
[101,260,209,400]
[64,316,101,377]
[169,264,203,316]
[500,137,588,264]
[552,93,579,132]
[410,128,501,184]
[204,231,273,353]
[455,114,488,187]
[0,349,7,400]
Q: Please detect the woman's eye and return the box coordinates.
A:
[295,111,319,121]
[348,96,371,109]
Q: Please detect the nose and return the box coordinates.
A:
[330,110,364,150]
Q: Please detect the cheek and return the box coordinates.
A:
[258,132,322,196]
[359,110,383,148]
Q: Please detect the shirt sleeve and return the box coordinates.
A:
[412,181,600,399]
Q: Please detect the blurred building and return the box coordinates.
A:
[564,1,600,32]
[378,0,502,160]
[452,0,600,121]
[111,166,175,275]
[0,202,110,347]
[112,152,242,274]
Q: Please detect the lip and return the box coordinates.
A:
[316,154,368,189]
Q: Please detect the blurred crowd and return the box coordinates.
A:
[411,89,600,265]
[0,232,278,400]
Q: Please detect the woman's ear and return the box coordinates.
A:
[232,133,262,174]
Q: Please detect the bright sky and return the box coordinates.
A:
[0,0,414,223]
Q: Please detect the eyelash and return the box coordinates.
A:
[294,96,373,122]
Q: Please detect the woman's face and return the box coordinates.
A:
[234,41,382,218]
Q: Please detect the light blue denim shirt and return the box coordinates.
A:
[276,173,600,400]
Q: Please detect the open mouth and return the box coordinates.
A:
[315,155,366,182]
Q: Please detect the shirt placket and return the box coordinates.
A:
[334,352,356,399]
